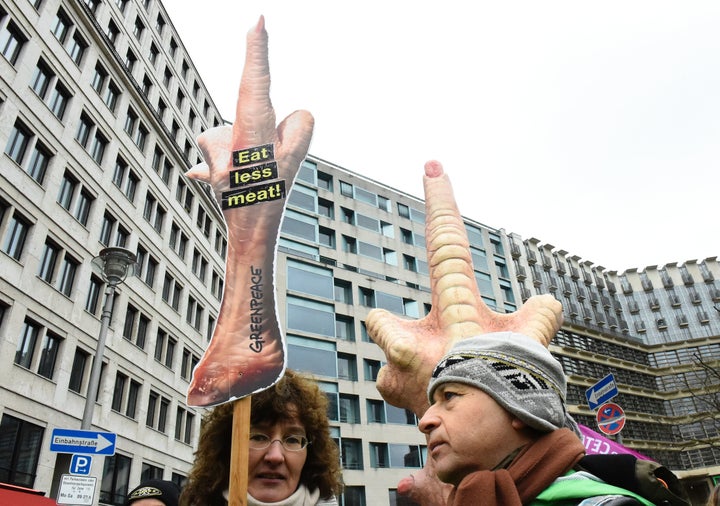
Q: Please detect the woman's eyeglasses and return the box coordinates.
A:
[249,433,310,452]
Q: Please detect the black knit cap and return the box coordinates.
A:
[126,479,180,506]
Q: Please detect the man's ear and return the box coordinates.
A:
[511,417,528,430]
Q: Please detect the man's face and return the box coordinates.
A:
[419,382,532,486]
[247,413,308,502]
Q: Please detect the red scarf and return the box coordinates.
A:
[447,428,585,505]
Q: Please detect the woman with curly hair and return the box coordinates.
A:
[180,370,343,506]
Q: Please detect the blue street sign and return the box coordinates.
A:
[585,373,619,410]
[70,454,93,475]
[50,428,116,455]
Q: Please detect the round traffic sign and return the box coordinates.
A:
[596,401,625,435]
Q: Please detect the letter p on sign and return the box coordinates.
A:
[70,454,93,475]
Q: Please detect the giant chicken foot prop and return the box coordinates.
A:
[366,160,564,504]
[186,17,314,407]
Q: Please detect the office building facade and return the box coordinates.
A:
[1,0,718,504]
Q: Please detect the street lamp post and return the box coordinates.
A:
[81,247,136,430]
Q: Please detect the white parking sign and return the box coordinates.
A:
[57,474,96,505]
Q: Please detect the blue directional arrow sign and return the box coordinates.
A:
[585,373,619,410]
[50,428,116,455]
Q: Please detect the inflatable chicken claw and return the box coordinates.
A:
[185,17,314,407]
[366,160,564,418]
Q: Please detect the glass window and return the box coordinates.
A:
[364,359,382,381]
[337,353,357,380]
[48,82,71,119]
[32,59,52,98]
[57,254,78,296]
[3,212,31,260]
[376,291,404,314]
[281,210,317,242]
[386,405,416,425]
[317,171,332,191]
[390,444,422,468]
[75,114,93,147]
[335,315,355,341]
[340,438,363,470]
[0,414,45,488]
[74,189,93,225]
[38,241,60,282]
[370,442,389,468]
[100,453,132,505]
[334,279,352,304]
[1,20,27,64]
[51,10,71,43]
[27,141,52,184]
[67,32,87,65]
[367,399,385,423]
[85,275,103,314]
[298,160,316,184]
[287,335,336,377]
[358,241,381,261]
[356,213,379,232]
[14,320,41,368]
[288,185,317,213]
[5,121,31,164]
[91,63,107,93]
[286,297,335,337]
[68,347,89,393]
[287,260,333,299]
[104,82,120,111]
[318,198,334,218]
[57,171,77,210]
[339,394,360,423]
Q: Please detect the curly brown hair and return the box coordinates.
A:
[180,370,342,505]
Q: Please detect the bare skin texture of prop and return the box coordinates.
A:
[366,160,565,504]
[185,17,314,407]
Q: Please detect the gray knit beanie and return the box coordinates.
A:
[428,332,573,433]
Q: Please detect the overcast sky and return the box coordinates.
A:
[162,1,719,273]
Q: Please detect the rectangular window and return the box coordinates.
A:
[51,9,71,43]
[339,394,360,423]
[104,82,120,112]
[100,453,131,505]
[91,63,107,93]
[287,260,333,299]
[89,132,107,164]
[74,189,93,225]
[85,275,103,315]
[57,254,79,296]
[286,297,335,337]
[38,240,60,282]
[32,59,53,98]
[2,212,31,260]
[27,142,52,184]
[75,113,93,147]
[5,121,31,164]
[14,320,41,369]
[0,414,45,488]
[67,32,87,65]
[287,335,336,377]
[57,171,77,210]
[111,372,127,412]
[68,347,89,393]
[1,20,28,64]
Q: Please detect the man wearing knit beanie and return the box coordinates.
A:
[126,479,180,506]
[419,332,682,506]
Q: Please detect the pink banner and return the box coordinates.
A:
[579,424,655,461]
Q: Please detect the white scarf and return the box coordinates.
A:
[223,485,338,506]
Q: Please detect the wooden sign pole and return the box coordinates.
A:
[228,396,252,506]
